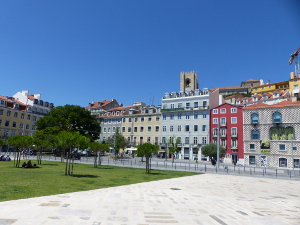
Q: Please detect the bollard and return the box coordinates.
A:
[175,164,176,170]
[195,165,196,171]
[244,166,245,172]
[250,168,252,175]
[108,159,109,165]
[205,164,206,172]
[185,164,186,170]
[254,167,255,173]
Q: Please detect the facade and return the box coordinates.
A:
[0,91,54,139]
[243,101,300,168]
[86,99,121,116]
[210,103,244,164]
[211,86,249,96]
[160,71,220,160]
[241,79,262,92]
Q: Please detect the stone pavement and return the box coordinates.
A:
[0,173,299,225]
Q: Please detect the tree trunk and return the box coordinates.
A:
[65,152,68,175]
[94,155,97,168]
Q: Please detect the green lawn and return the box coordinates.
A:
[0,160,198,202]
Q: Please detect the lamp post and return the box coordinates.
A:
[217,123,220,169]
[189,131,191,171]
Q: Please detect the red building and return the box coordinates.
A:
[210,103,244,165]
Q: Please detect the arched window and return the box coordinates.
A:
[251,130,260,139]
[251,113,259,124]
[273,112,282,123]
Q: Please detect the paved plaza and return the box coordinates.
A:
[0,172,299,225]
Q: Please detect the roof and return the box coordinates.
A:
[242,79,260,82]
[85,100,113,109]
[211,86,246,90]
[244,101,300,109]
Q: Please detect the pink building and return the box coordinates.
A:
[210,103,244,165]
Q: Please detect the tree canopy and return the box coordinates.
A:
[201,143,226,159]
[35,105,100,141]
[137,143,159,174]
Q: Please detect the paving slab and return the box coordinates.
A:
[0,174,299,225]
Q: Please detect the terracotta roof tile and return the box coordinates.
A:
[244,101,300,109]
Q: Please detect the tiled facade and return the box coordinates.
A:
[243,101,300,168]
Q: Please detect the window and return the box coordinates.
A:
[155,126,159,132]
[213,128,218,136]
[232,139,237,148]
[5,120,9,127]
[220,128,226,136]
[202,137,207,145]
[12,121,17,127]
[279,144,286,151]
[21,113,24,119]
[194,137,198,144]
[112,127,116,132]
[134,127,137,132]
[202,125,206,131]
[203,113,207,119]
[185,125,189,132]
[249,156,255,165]
[14,112,18,118]
[135,117,138,122]
[122,127,125,132]
[128,118,132,122]
[194,102,198,108]
[250,144,255,150]
[147,137,151,143]
[108,127,111,133]
[203,101,207,108]
[194,125,198,131]
[273,112,282,123]
[0,109,3,115]
[26,124,30,129]
[221,139,226,147]
[178,114,182,120]
[251,113,259,124]
[33,116,37,122]
[251,130,260,139]
[170,126,174,132]
[156,116,160,121]
[213,109,218,114]
[221,118,226,125]
[27,115,31,120]
[148,116,152,122]
[220,108,226,114]
[162,126,166,132]
[186,102,190,109]
[279,158,287,167]
[147,126,151,132]
[231,127,237,136]
[170,114,174,120]
[178,103,182,108]
[128,127,132,132]
[231,117,237,124]
[141,117,144,122]
[19,122,23,129]
[231,108,237,113]
[162,137,166,143]
[186,113,190,120]
[185,137,189,144]
[140,126,144,132]
[177,125,181,132]
[171,104,175,109]
[194,112,198,119]
[123,118,126,122]
[163,115,166,120]
[213,118,218,124]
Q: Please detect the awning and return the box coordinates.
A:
[231,153,238,155]
[158,150,166,153]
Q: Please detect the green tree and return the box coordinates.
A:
[0,139,6,152]
[55,131,89,175]
[35,105,100,141]
[106,129,128,159]
[7,135,33,167]
[89,142,110,167]
[201,143,226,160]
[137,143,159,174]
[168,136,181,163]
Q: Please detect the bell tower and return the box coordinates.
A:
[180,71,199,92]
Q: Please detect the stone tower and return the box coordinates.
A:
[180,71,199,92]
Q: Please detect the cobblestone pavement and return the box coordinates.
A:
[0,173,299,225]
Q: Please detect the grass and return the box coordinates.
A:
[0,160,198,202]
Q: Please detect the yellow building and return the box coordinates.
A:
[252,72,300,100]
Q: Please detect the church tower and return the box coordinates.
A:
[180,71,199,92]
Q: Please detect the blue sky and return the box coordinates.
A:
[1,0,299,107]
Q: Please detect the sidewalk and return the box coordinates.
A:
[0,173,299,225]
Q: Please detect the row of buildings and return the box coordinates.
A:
[1,71,300,169]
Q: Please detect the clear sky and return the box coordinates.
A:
[1,0,299,107]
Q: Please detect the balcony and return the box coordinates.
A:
[161,108,184,112]
[220,133,226,137]
[231,145,238,149]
